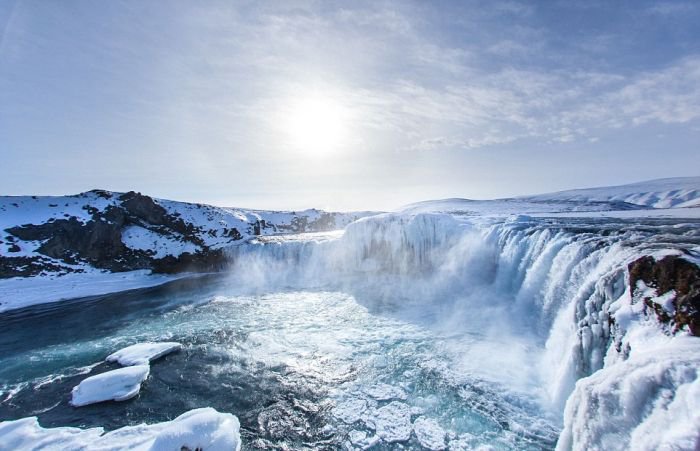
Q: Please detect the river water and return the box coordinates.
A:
[0,274,559,450]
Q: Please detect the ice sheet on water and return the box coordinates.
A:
[0,407,241,451]
[413,416,447,450]
[70,365,150,407]
[106,342,182,366]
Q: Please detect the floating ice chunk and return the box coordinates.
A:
[70,365,150,407]
[363,401,412,443]
[364,383,407,401]
[333,398,368,424]
[106,342,182,366]
[347,430,380,450]
[0,407,241,451]
[413,417,447,450]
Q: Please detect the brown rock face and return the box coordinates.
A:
[628,255,700,336]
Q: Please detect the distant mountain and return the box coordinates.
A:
[0,190,373,278]
[521,177,700,209]
[401,177,700,215]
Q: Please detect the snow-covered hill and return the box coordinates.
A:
[0,190,374,279]
[521,176,700,209]
[401,177,700,215]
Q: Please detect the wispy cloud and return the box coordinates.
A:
[1,0,698,208]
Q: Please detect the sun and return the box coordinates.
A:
[285,94,348,156]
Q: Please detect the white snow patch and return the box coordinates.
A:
[121,225,199,258]
[0,407,241,451]
[70,365,150,407]
[106,342,182,366]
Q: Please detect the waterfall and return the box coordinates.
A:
[224,212,700,449]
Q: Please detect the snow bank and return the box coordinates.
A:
[106,342,182,366]
[0,407,241,451]
[0,270,186,313]
[557,338,700,451]
[70,365,150,407]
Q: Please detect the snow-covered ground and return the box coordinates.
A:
[531,206,700,219]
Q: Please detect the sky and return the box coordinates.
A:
[1,0,699,211]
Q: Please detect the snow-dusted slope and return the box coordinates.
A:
[522,177,700,209]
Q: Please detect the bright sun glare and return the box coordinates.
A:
[286,94,348,156]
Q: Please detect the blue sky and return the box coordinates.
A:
[1,0,699,210]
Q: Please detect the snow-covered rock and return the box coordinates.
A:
[70,365,150,407]
[106,342,182,366]
[0,407,241,451]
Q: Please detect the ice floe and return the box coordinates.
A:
[106,342,182,366]
[413,416,447,450]
[333,398,369,424]
[363,401,412,443]
[70,365,150,407]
